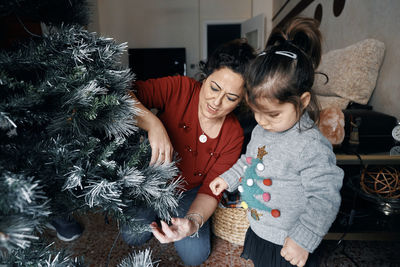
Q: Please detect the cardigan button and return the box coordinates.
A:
[179,122,191,131]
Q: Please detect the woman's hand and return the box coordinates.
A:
[209,177,228,195]
[150,217,197,243]
[129,92,173,165]
[280,237,309,267]
[147,120,173,165]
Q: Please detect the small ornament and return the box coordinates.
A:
[256,163,265,171]
[271,209,281,218]
[246,157,252,164]
[199,133,207,143]
[246,179,254,186]
[251,208,262,220]
[263,179,272,186]
[243,165,248,171]
[257,145,268,159]
[262,192,271,202]
[238,185,244,192]
[241,201,248,209]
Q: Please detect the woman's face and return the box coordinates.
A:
[198,67,244,120]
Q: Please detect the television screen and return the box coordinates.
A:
[128,48,186,81]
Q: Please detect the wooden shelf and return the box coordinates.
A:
[325,232,400,241]
[336,154,400,165]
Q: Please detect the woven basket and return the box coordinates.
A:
[212,206,249,246]
[360,166,400,199]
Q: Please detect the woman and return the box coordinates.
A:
[123,39,255,266]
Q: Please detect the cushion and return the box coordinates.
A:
[313,39,385,105]
[316,95,350,110]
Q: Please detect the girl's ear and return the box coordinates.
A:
[300,92,311,109]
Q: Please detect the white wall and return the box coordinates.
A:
[91,0,400,119]
[252,0,273,45]
[269,0,400,119]
[92,0,251,78]
[94,0,199,77]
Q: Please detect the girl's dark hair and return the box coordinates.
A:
[198,38,256,81]
[245,17,322,124]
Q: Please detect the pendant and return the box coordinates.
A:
[199,133,207,143]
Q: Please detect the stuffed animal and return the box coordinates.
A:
[319,106,345,145]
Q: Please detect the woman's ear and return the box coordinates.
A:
[300,92,311,109]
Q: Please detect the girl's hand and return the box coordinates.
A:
[150,217,198,243]
[147,120,173,165]
[209,177,228,195]
[280,237,309,267]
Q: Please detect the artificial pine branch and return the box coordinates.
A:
[117,249,158,267]
[1,241,84,267]
[0,172,50,258]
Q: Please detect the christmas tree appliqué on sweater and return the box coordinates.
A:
[238,146,280,220]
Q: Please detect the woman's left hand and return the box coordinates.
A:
[150,217,197,243]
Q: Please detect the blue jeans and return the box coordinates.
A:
[121,187,211,266]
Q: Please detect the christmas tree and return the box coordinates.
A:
[0,0,182,265]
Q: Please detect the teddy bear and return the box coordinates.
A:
[319,106,345,145]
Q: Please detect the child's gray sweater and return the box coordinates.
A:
[220,113,344,253]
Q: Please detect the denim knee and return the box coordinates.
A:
[174,223,211,266]
[175,238,210,266]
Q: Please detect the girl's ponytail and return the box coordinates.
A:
[266,17,322,69]
[246,17,324,125]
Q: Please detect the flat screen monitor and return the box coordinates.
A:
[128,48,186,81]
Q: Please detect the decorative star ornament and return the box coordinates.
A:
[257,145,268,160]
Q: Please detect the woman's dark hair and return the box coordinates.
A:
[198,38,256,81]
[245,17,322,124]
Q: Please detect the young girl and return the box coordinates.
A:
[210,17,344,267]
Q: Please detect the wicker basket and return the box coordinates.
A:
[212,206,249,246]
[360,166,400,199]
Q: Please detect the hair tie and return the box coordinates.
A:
[275,51,297,59]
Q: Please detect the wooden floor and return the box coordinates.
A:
[42,212,400,267]
[42,212,252,266]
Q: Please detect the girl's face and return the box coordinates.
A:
[250,94,309,132]
[198,67,244,120]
